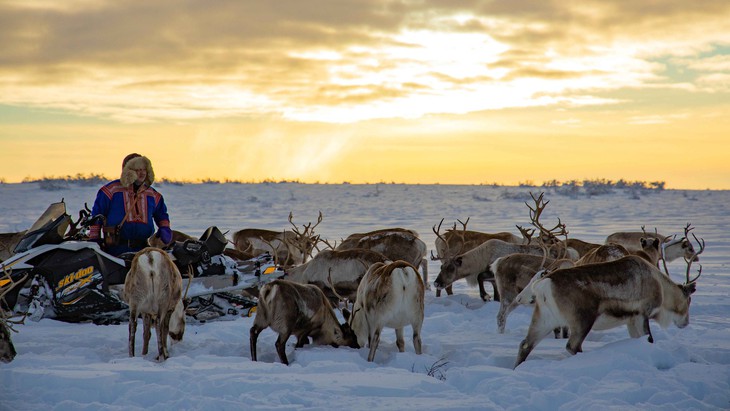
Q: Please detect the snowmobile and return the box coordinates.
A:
[0,200,285,324]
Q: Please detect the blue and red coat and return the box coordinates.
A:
[89,180,170,255]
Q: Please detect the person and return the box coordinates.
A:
[89,153,172,256]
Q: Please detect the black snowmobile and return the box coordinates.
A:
[0,201,285,324]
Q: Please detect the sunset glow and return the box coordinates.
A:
[1,1,728,189]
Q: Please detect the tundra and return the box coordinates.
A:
[249,279,358,365]
[345,260,424,362]
[124,247,185,361]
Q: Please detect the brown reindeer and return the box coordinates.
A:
[147,229,196,249]
[432,218,529,297]
[335,228,428,286]
[605,224,698,264]
[250,279,358,365]
[124,247,185,361]
[491,254,575,334]
[285,248,390,302]
[565,238,601,259]
[234,212,323,266]
[0,231,26,262]
[344,260,425,362]
[514,231,703,368]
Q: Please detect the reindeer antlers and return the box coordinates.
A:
[524,192,569,271]
[432,217,470,260]
[286,211,324,264]
[660,223,704,284]
[682,223,704,284]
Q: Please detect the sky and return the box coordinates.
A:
[0,0,729,189]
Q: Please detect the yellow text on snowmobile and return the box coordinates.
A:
[57,266,94,290]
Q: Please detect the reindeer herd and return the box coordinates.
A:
[0,193,704,369]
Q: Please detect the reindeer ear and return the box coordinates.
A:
[640,237,647,247]
[455,256,463,267]
[683,282,697,296]
[651,238,660,249]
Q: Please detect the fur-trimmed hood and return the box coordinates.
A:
[121,155,155,187]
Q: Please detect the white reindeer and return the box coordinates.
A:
[344,260,424,362]
[124,247,185,361]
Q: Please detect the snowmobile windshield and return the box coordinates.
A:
[14,202,71,253]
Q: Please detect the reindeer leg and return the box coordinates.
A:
[157,310,172,361]
[446,284,453,295]
[515,306,556,368]
[275,333,291,365]
[566,316,595,355]
[128,309,137,357]
[295,332,310,348]
[367,329,381,362]
[395,327,405,352]
[477,272,491,302]
[421,259,429,290]
[412,321,423,355]
[497,300,518,333]
[142,314,152,356]
[489,280,500,302]
[249,325,263,362]
[643,316,654,344]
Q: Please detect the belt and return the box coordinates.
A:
[122,238,149,249]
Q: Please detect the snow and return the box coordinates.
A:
[1,183,729,411]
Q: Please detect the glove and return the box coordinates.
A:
[157,226,173,245]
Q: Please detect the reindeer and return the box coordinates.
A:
[565,238,601,259]
[605,224,698,264]
[434,193,574,302]
[335,228,428,287]
[147,229,196,249]
[514,228,704,368]
[575,238,661,266]
[249,279,358,365]
[124,247,186,361]
[492,254,575,334]
[285,248,390,302]
[432,218,529,297]
[344,260,424,362]
[575,243,632,266]
[233,212,322,266]
[511,241,657,325]
[0,231,27,262]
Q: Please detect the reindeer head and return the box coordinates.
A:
[432,218,469,289]
[658,224,704,329]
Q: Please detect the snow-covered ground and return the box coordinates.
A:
[1,182,728,410]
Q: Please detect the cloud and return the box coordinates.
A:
[0,0,728,123]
